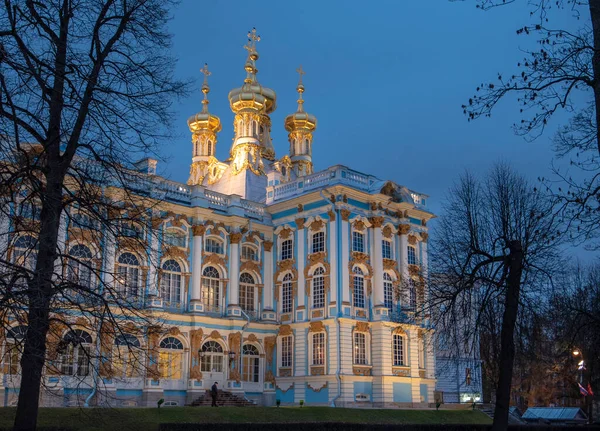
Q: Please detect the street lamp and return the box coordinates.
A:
[572,347,591,424]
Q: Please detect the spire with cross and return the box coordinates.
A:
[296,65,306,112]
[200,63,211,112]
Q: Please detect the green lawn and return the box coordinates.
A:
[0,407,491,431]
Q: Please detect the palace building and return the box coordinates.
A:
[0,29,436,408]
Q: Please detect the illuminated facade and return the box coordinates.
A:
[0,29,436,408]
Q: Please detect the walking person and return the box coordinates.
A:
[211,382,218,407]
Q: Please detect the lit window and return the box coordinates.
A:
[281,336,293,368]
[281,274,293,314]
[383,273,393,310]
[242,245,258,261]
[312,231,325,253]
[393,334,405,366]
[160,260,182,307]
[239,273,255,315]
[205,238,224,254]
[114,334,142,378]
[312,267,325,309]
[312,332,325,366]
[202,266,220,312]
[382,239,392,259]
[352,231,364,253]
[281,239,293,261]
[159,337,184,379]
[60,330,92,377]
[353,332,367,365]
[407,245,417,265]
[353,267,365,309]
[242,344,260,382]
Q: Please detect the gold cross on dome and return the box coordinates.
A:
[247,27,260,50]
[200,63,211,84]
[296,65,305,84]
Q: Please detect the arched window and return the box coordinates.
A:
[383,273,394,310]
[67,244,94,290]
[161,260,182,307]
[241,245,258,261]
[281,239,293,260]
[159,337,184,379]
[407,245,417,265]
[239,273,256,315]
[352,231,365,253]
[353,332,367,365]
[205,237,224,254]
[311,332,325,366]
[117,252,140,298]
[393,334,406,366]
[311,231,325,254]
[12,235,37,271]
[202,266,220,312]
[2,325,27,375]
[281,166,287,177]
[281,273,293,314]
[60,329,92,376]
[312,267,325,309]
[382,239,392,260]
[242,344,260,382]
[201,341,223,373]
[353,267,365,309]
[114,334,142,378]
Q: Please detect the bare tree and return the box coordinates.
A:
[429,163,562,430]
[0,1,187,429]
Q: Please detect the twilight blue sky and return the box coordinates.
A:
[164,0,591,257]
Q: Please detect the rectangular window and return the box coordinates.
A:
[281,336,293,368]
[393,334,405,366]
[353,276,365,309]
[352,231,364,253]
[353,333,367,365]
[312,333,325,366]
[242,245,258,261]
[281,239,293,260]
[312,275,325,309]
[205,238,223,254]
[312,231,325,253]
[407,245,417,265]
[239,285,255,312]
[382,240,392,259]
[282,281,293,314]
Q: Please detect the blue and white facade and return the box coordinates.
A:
[0,32,436,408]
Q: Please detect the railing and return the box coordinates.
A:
[204,190,230,208]
[241,199,265,217]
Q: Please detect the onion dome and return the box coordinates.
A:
[188,63,222,135]
[228,28,277,114]
[285,65,317,132]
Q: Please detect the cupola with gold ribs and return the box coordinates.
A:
[187,64,222,186]
[228,28,277,176]
[284,65,317,177]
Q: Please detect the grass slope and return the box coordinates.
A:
[0,407,491,431]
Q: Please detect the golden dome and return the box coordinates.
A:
[188,63,222,134]
[228,28,277,114]
[284,66,317,132]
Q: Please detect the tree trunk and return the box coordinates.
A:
[492,240,523,431]
[588,0,600,156]
[13,178,63,431]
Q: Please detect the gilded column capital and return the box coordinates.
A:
[192,224,206,236]
[230,233,243,244]
[264,240,273,252]
[295,218,306,230]
[327,210,336,221]
[340,209,351,221]
[398,224,410,236]
[420,232,429,242]
[369,216,385,228]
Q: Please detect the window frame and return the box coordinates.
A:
[311,231,325,254]
[393,334,406,366]
[311,267,325,309]
[281,273,293,314]
[353,332,367,365]
[382,238,393,260]
[160,259,182,307]
[202,266,221,312]
[352,267,365,309]
[407,245,417,265]
[205,236,224,255]
[352,231,365,253]
[311,332,326,366]
[280,239,293,261]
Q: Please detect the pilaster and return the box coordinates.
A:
[262,239,276,320]
[296,218,306,318]
[340,209,350,310]
[371,217,385,318]
[227,232,242,317]
[189,225,204,312]
[327,211,338,314]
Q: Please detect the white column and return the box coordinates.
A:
[409,329,421,403]
[227,232,242,316]
[53,211,67,278]
[189,225,204,312]
[327,211,337,311]
[0,203,8,261]
[103,229,116,291]
[295,219,306,316]
[148,225,160,296]
[262,239,274,315]
[420,233,429,306]
[371,217,384,308]
[340,210,350,309]
[398,225,410,305]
